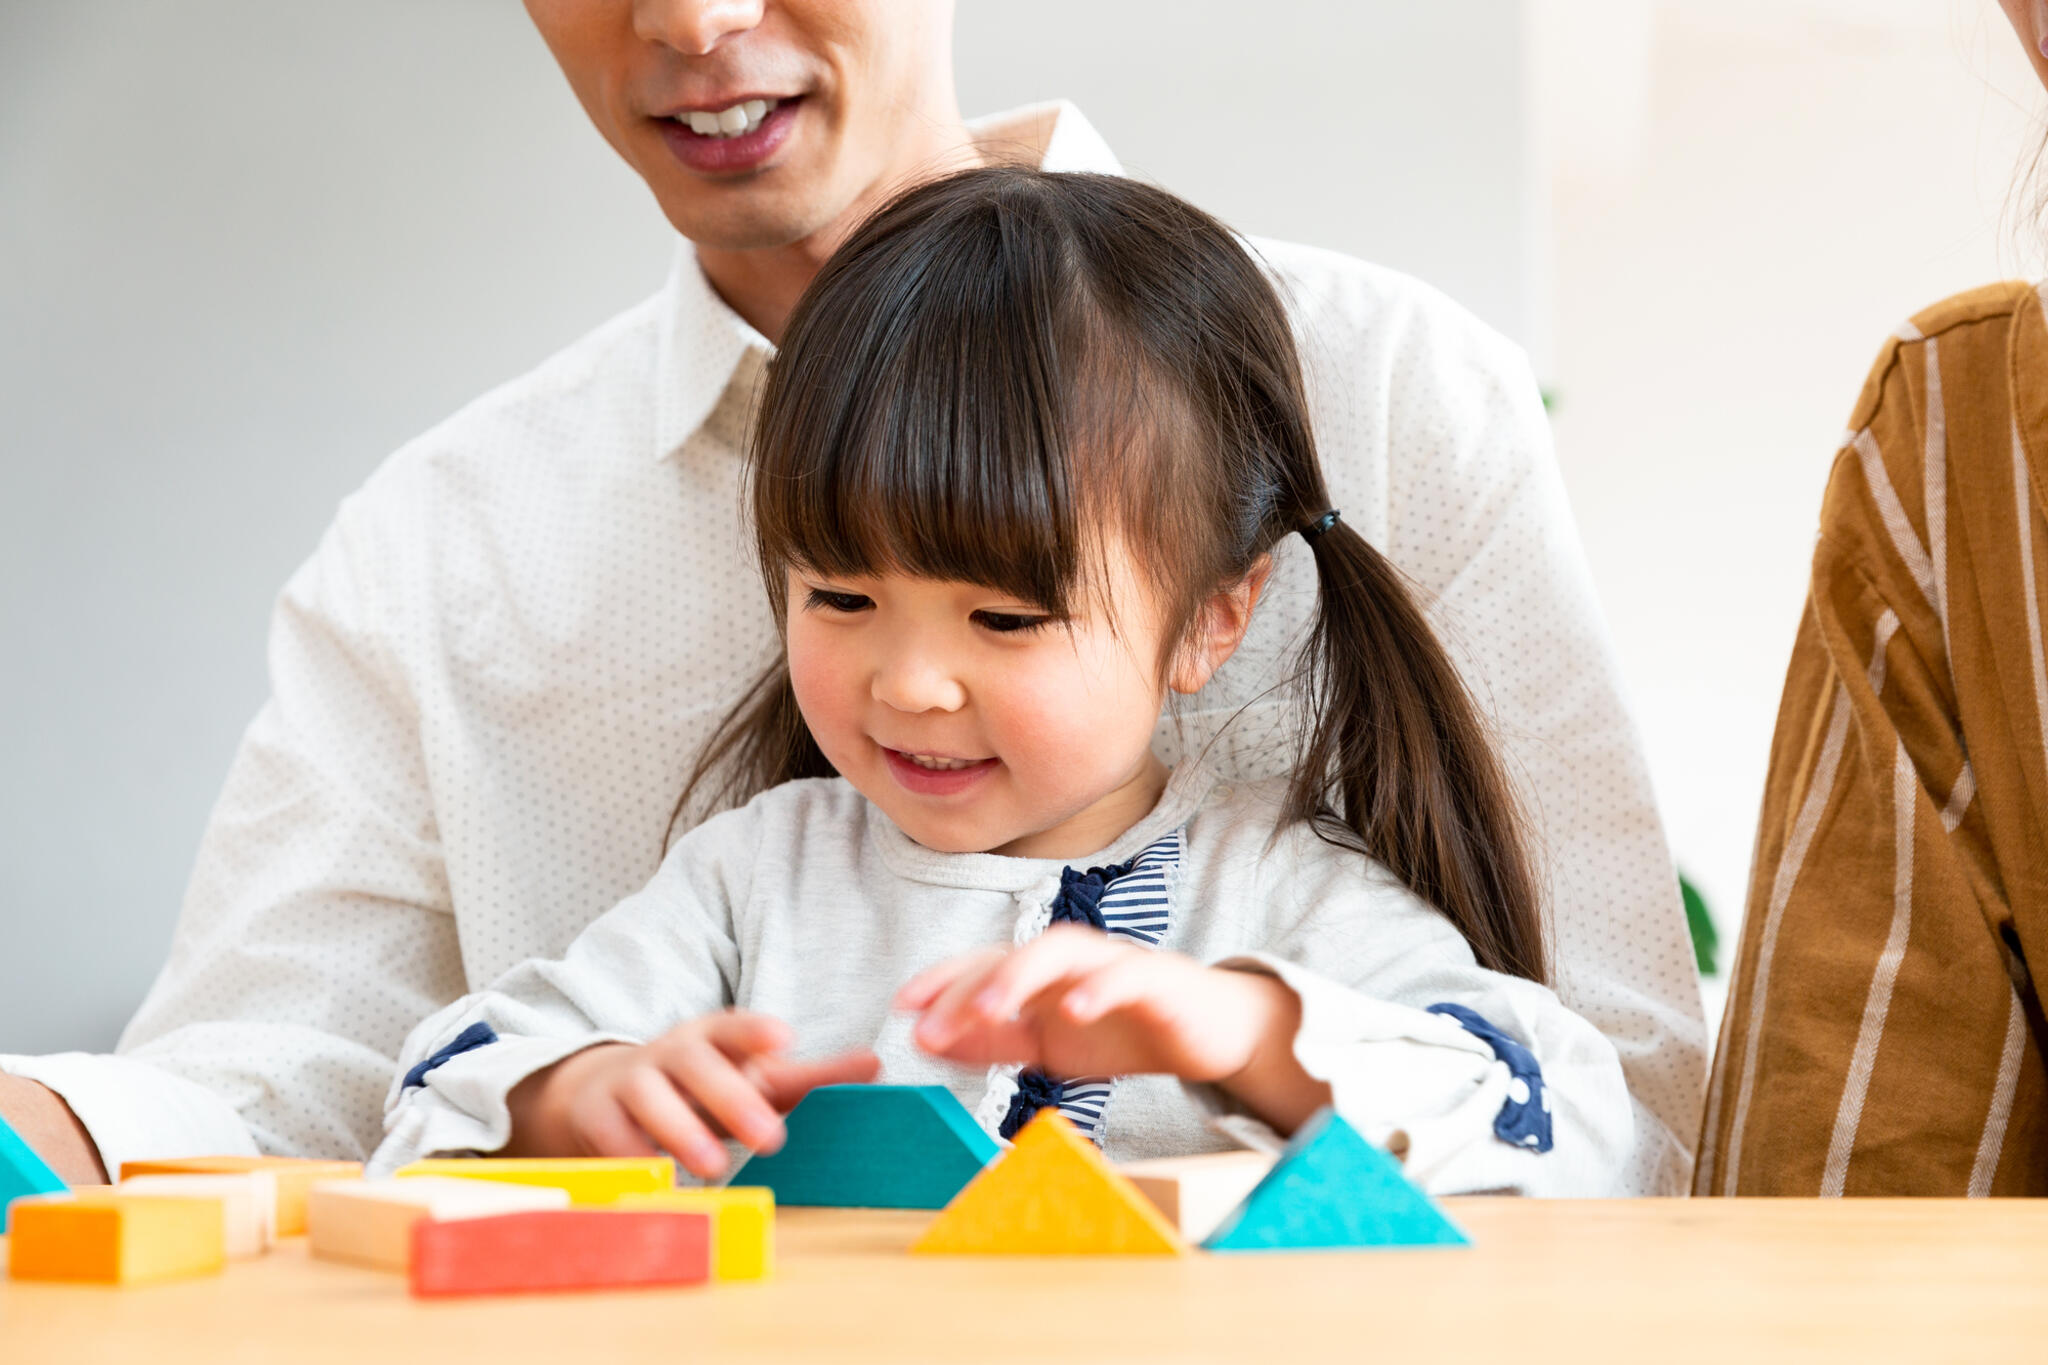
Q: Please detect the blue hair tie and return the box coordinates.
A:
[1301,508,1341,543]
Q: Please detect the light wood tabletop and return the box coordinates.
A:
[4,1198,2046,1364]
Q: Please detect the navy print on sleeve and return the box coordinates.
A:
[401,1021,501,1090]
[1427,1002,1552,1152]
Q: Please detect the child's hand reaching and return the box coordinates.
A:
[504,1010,879,1178]
[893,925,1330,1133]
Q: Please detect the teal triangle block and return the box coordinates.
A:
[1,1109,69,1232]
[732,1084,1000,1209]
[1202,1108,1468,1252]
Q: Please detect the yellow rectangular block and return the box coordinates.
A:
[1119,1150,1277,1243]
[307,1177,569,1272]
[7,1193,227,1285]
[118,1157,363,1237]
[612,1186,775,1280]
[395,1156,674,1206]
[117,1172,277,1258]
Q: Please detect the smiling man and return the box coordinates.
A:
[0,1,1707,1193]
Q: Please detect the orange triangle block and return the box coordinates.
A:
[911,1110,1186,1256]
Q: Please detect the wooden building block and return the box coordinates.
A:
[1120,1150,1277,1242]
[7,1192,226,1285]
[410,1208,711,1298]
[307,1176,569,1272]
[1201,1108,1469,1252]
[395,1156,674,1206]
[612,1186,775,1280]
[912,1110,1186,1256]
[733,1084,999,1209]
[118,1157,363,1237]
[0,1110,68,1232]
[117,1171,276,1258]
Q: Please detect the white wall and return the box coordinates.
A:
[0,2,1536,1051]
[1535,0,2043,1029]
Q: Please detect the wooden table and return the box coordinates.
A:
[3,1199,2046,1363]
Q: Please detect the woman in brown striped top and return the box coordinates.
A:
[1698,2,2048,1195]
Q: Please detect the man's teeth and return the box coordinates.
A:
[905,753,980,771]
[680,98,778,138]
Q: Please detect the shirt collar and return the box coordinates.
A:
[650,101,1121,462]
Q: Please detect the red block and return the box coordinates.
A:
[409,1209,711,1298]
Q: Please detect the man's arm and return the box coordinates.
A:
[0,1074,107,1183]
[3,477,466,1172]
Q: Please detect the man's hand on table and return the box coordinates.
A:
[0,1072,110,1184]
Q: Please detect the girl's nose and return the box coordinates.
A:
[871,654,967,715]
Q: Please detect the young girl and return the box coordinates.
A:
[374,168,1632,1195]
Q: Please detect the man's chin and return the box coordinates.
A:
[654,188,849,256]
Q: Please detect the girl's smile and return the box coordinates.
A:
[880,745,999,796]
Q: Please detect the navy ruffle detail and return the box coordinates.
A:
[1427,1002,1552,1153]
[1045,854,1140,930]
[998,1068,1067,1141]
[998,853,1146,1139]
[401,1021,500,1090]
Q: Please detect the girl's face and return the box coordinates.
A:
[784,548,1262,859]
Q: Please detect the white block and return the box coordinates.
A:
[1120,1150,1277,1242]
[306,1176,570,1272]
[117,1171,279,1258]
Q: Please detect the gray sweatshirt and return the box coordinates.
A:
[374,764,1635,1194]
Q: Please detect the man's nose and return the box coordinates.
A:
[632,0,766,56]
[871,648,968,716]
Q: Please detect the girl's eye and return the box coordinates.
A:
[973,610,1053,635]
[804,588,873,615]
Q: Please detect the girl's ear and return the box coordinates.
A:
[1168,555,1274,695]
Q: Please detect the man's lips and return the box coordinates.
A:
[655,96,802,175]
[882,746,998,797]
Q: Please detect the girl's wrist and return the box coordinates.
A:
[1209,968,1329,1134]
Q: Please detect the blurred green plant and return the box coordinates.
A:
[1679,873,1718,977]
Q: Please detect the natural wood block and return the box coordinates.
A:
[913,1110,1186,1256]
[1121,1150,1277,1242]
[612,1186,775,1279]
[395,1156,674,1206]
[118,1172,277,1258]
[410,1208,711,1298]
[7,1192,227,1285]
[732,1085,999,1209]
[307,1176,569,1272]
[118,1157,363,1237]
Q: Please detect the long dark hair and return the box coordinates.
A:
[682,167,1547,983]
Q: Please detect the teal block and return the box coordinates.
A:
[1202,1108,1468,1252]
[732,1084,999,1209]
[1,1108,69,1232]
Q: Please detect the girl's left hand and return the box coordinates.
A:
[892,924,1298,1085]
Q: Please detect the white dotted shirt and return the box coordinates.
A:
[0,103,1705,1193]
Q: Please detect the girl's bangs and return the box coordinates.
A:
[751,198,1124,619]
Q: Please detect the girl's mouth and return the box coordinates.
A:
[882,747,999,797]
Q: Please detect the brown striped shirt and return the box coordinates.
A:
[1699,281,2048,1195]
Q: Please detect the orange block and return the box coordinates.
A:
[118,1157,362,1237]
[912,1111,1187,1256]
[410,1208,711,1297]
[7,1193,227,1285]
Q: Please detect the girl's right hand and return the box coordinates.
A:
[504,1010,880,1178]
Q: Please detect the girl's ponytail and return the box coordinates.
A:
[1284,509,1548,984]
